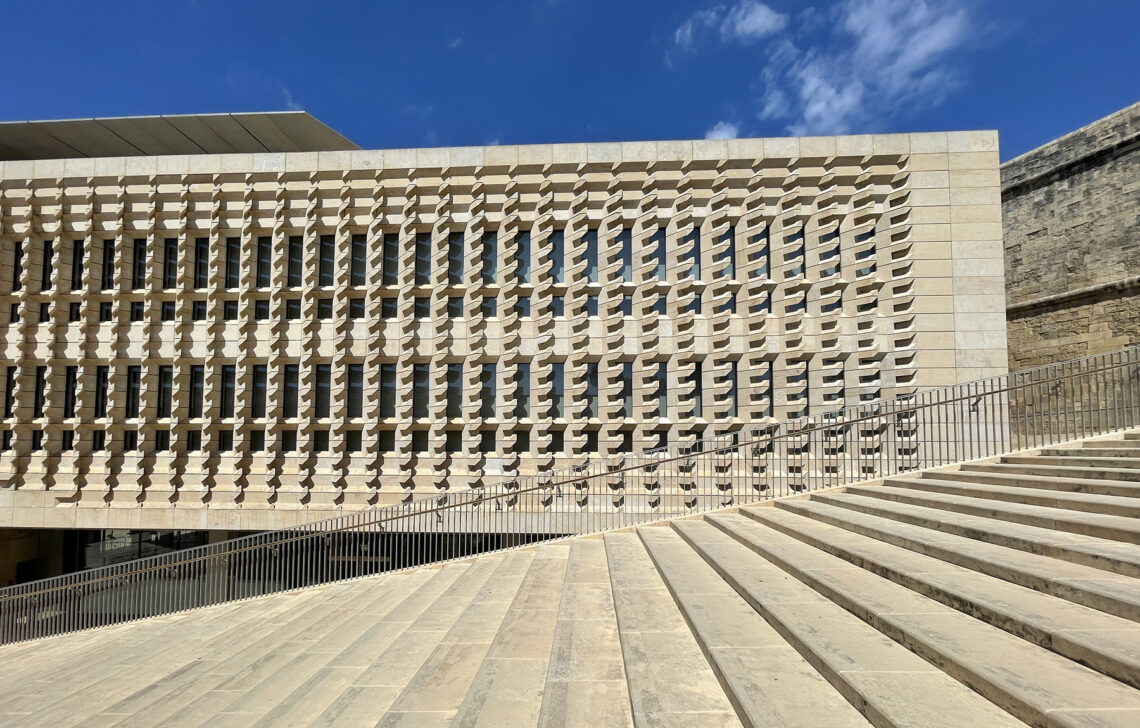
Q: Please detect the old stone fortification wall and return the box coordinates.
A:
[1002,102,1140,370]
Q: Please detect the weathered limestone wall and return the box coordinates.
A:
[1002,102,1140,371]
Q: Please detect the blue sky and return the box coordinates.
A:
[2,0,1137,160]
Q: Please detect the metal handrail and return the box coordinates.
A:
[2,344,1138,644]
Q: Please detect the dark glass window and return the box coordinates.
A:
[223,300,237,320]
[317,298,333,319]
[285,299,301,320]
[618,229,632,282]
[379,363,396,417]
[216,429,233,452]
[318,235,334,286]
[448,232,464,284]
[288,236,303,287]
[101,239,115,290]
[125,365,141,418]
[154,428,170,452]
[194,238,208,289]
[514,297,530,317]
[621,295,632,316]
[188,365,204,418]
[584,429,599,453]
[248,429,264,452]
[122,430,138,451]
[515,231,530,283]
[550,296,564,317]
[722,226,736,279]
[345,430,362,452]
[514,430,530,454]
[514,363,530,418]
[71,239,84,291]
[41,238,54,290]
[584,362,598,418]
[350,234,366,286]
[618,429,634,453]
[415,297,430,319]
[381,298,398,319]
[157,365,173,418]
[652,229,667,280]
[64,366,78,418]
[224,237,240,288]
[33,366,47,418]
[279,430,295,452]
[347,363,363,418]
[92,429,107,451]
[447,296,463,318]
[585,295,598,317]
[382,233,399,285]
[99,301,112,322]
[39,303,49,323]
[413,363,429,419]
[348,298,365,319]
[479,429,495,453]
[3,367,14,417]
[584,229,598,283]
[480,364,496,418]
[61,429,75,451]
[480,296,496,318]
[621,362,633,417]
[445,430,462,452]
[550,428,564,454]
[130,301,143,322]
[690,361,703,418]
[131,239,146,290]
[446,363,462,418]
[192,300,206,320]
[94,366,109,418]
[69,302,81,322]
[550,362,564,418]
[256,236,271,288]
[312,430,329,452]
[254,299,269,320]
[1,430,11,451]
[550,229,564,283]
[315,363,331,417]
[184,429,200,451]
[481,231,497,284]
[655,362,668,417]
[378,429,395,452]
[219,364,236,418]
[688,225,701,279]
[412,430,428,452]
[251,364,267,418]
[9,303,19,323]
[283,364,299,417]
[11,240,22,292]
[163,239,177,289]
[415,233,431,285]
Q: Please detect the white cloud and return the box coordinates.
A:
[281,87,302,111]
[756,0,974,135]
[675,2,787,49]
[449,36,463,49]
[705,121,741,139]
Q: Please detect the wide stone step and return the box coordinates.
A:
[704,512,1140,728]
[812,490,1140,578]
[1004,454,1140,470]
[637,525,874,728]
[669,519,1024,728]
[886,477,1140,518]
[1041,447,1140,459]
[777,496,1140,622]
[739,505,1140,687]
[961,462,1140,486]
[452,543,569,727]
[600,532,743,727]
[855,484,1140,544]
[1075,439,1140,449]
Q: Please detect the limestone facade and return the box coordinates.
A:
[1002,101,1140,371]
[0,130,1006,530]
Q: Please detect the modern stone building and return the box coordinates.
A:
[1002,101,1140,370]
[0,112,1007,541]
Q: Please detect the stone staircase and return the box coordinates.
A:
[3,432,1140,727]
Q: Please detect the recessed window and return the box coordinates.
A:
[192,300,206,321]
[254,299,269,320]
[414,297,430,319]
[223,300,238,320]
[412,430,429,452]
[481,296,497,318]
[514,297,530,317]
[99,301,112,322]
[122,429,138,451]
[317,298,333,319]
[39,303,49,323]
[345,429,362,452]
[130,301,144,322]
[217,429,233,452]
[348,298,365,319]
[479,429,496,453]
[381,298,398,319]
[61,429,75,451]
[618,430,634,453]
[312,430,329,452]
[285,299,301,320]
[445,430,462,452]
[280,429,297,452]
[447,296,463,318]
[8,303,18,323]
[584,429,599,453]
[514,430,530,454]
[550,428,564,454]
[0,430,11,451]
[585,295,598,317]
[378,429,395,452]
[550,296,564,317]
[185,429,201,451]
[621,295,633,316]
[249,429,265,452]
[161,301,175,321]
[69,302,80,322]
[154,429,170,452]
[31,429,43,451]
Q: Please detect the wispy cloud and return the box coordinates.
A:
[401,103,436,116]
[448,36,463,49]
[675,1,788,49]
[676,0,977,136]
[281,87,302,111]
[705,121,740,139]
